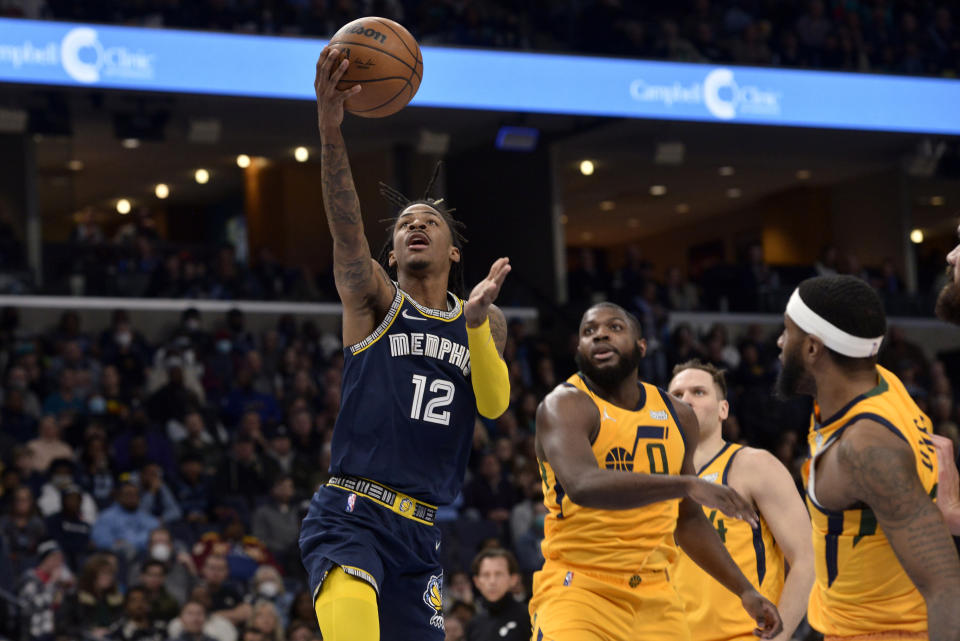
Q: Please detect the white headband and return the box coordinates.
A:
[786,289,884,358]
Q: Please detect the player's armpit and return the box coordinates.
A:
[837,421,960,641]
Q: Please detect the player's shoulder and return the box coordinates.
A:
[729,446,790,479]
[537,381,598,424]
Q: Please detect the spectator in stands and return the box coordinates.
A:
[3,364,42,418]
[251,476,298,568]
[0,486,46,576]
[27,416,75,473]
[42,369,85,419]
[222,366,282,428]
[463,453,518,533]
[104,585,168,641]
[147,355,203,424]
[136,559,181,624]
[665,266,699,311]
[213,435,271,506]
[169,600,218,641]
[37,458,97,523]
[59,553,124,639]
[132,462,182,524]
[245,565,293,628]
[197,554,250,628]
[79,436,116,509]
[91,482,160,556]
[466,548,530,641]
[18,540,73,641]
[43,484,92,570]
[244,601,282,641]
[445,616,466,641]
[127,527,197,606]
[176,410,221,471]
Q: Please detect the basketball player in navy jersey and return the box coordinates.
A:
[299,47,512,641]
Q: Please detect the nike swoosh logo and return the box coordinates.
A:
[402,309,427,321]
[435,540,440,550]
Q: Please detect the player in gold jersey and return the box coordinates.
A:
[530,303,782,641]
[668,360,814,641]
[777,275,960,641]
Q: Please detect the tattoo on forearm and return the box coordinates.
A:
[321,141,363,230]
[489,308,507,354]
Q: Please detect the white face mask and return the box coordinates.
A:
[258,581,280,598]
[150,543,172,562]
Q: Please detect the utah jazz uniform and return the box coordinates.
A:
[672,443,785,641]
[299,285,475,640]
[803,365,938,640]
[530,373,690,641]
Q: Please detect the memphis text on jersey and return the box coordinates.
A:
[388,331,471,377]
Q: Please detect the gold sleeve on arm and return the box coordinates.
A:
[466,317,510,419]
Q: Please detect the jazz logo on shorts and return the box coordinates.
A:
[399,498,412,513]
[423,574,444,630]
[345,493,357,513]
[563,571,574,586]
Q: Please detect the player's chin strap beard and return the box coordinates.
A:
[785,289,884,358]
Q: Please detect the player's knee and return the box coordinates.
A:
[315,569,380,641]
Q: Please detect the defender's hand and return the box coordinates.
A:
[741,589,783,638]
[465,257,511,328]
[315,46,362,132]
[686,478,759,528]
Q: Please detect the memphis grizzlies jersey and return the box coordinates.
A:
[330,284,476,506]
[538,373,688,574]
[672,443,784,641]
[802,365,937,636]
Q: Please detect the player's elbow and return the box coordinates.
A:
[476,391,509,420]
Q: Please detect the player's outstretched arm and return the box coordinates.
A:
[838,421,960,641]
[672,402,783,640]
[465,258,511,419]
[734,449,814,641]
[314,47,394,342]
[536,387,758,515]
[931,433,960,535]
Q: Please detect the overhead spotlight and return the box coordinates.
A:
[121,138,140,149]
[599,200,616,211]
[195,169,210,184]
[931,196,945,206]
[67,159,84,171]
[116,199,131,215]
[726,187,742,198]
[675,203,690,214]
[796,169,812,180]
[294,147,309,162]
[155,183,169,199]
[910,229,924,244]
[718,166,735,176]
[650,185,667,196]
[579,160,595,176]
[236,154,251,169]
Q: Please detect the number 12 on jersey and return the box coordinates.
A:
[410,374,455,426]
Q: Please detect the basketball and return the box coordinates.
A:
[328,17,423,118]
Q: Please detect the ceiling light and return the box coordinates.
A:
[910,229,924,244]
[195,169,210,184]
[675,203,690,214]
[650,185,667,196]
[718,166,735,176]
[931,196,945,206]
[116,199,131,215]
[236,154,251,169]
[294,146,309,162]
[67,160,84,171]
[121,138,140,149]
[599,200,616,211]
[796,169,811,180]
[726,187,742,198]
[579,160,595,176]
[155,183,169,199]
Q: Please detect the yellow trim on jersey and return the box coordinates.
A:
[348,290,405,355]
[400,289,464,322]
[326,476,437,526]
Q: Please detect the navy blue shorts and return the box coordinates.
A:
[299,484,445,641]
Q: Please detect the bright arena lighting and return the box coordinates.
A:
[236,154,251,168]
[116,199,131,214]
[910,229,924,244]
[650,185,667,196]
[294,147,309,162]
[155,183,170,199]
[195,169,210,184]
[579,160,595,176]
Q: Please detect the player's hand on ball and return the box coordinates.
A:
[465,257,511,328]
[740,588,783,639]
[314,46,362,131]
[686,479,759,528]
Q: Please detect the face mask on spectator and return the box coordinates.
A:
[88,396,106,414]
[258,581,280,598]
[116,331,132,347]
[52,474,72,488]
[151,543,172,562]
[216,340,232,354]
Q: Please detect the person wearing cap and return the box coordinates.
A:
[37,458,98,524]
[18,540,73,641]
[776,275,960,640]
[44,483,92,571]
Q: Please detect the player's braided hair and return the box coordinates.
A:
[376,162,467,297]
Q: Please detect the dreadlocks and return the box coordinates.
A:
[376,162,468,297]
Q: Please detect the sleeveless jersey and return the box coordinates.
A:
[538,373,688,574]
[802,365,938,636]
[672,443,785,641]
[329,285,476,506]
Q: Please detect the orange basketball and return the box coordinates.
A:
[329,17,423,118]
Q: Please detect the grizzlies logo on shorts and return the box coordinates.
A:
[423,573,444,630]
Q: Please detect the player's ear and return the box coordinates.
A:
[388,249,397,269]
[718,399,730,421]
[637,337,647,358]
[449,245,460,264]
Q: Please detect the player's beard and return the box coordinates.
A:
[775,342,815,399]
[575,344,643,391]
[935,275,960,325]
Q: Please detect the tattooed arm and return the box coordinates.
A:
[838,421,960,641]
[314,47,395,344]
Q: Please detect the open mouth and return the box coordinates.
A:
[592,346,618,362]
[407,232,430,250]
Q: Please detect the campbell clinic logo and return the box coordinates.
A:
[629,68,781,121]
[60,27,155,84]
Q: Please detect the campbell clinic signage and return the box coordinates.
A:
[0,18,959,135]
